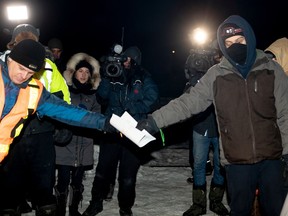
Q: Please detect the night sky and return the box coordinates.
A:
[0,0,287,98]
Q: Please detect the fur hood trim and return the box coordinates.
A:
[63,52,101,90]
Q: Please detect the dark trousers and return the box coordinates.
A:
[225,159,286,216]
[0,131,56,210]
[91,138,141,210]
[56,165,85,192]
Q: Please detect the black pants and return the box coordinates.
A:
[56,165,85,192]
[91,137,141,210]
[225,159,286,216]
[0,131,56,210]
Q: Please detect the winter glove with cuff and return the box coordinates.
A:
[136,114,159,135]
[103,117,117,133]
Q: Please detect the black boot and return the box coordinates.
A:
[35,204,57,216]
[0,208,21,216]
[68,185,84,216]
[54,186,68,216]
[209,182,229,216]
[183,184,207,216]
[119,208,133,216]
[82,200,103,216]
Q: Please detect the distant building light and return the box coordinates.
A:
[7,5,28,20]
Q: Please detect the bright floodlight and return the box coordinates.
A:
[7,5,28,21]
[189,27,209,46]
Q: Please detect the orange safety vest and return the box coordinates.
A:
[0,67,43,149]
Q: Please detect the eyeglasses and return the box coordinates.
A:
[222,27,243,36]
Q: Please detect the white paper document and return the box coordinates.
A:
[110,111,156,147]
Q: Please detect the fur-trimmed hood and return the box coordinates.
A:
[63,52,101,90]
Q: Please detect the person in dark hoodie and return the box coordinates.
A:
[136,15,288,216]
[54,52,101,216]
[82,46,159,216]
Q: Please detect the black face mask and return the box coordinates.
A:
[226,43,247,65]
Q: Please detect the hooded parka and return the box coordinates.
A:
[55,53,101,168]
[151,15,288,166]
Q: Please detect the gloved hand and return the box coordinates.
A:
[0,144,9,163]
[136,115,159,135]
[103,117,117,133]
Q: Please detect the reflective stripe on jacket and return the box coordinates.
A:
[0,67,43,146]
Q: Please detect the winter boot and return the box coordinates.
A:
[68,185,84,216]
[82,199,103,216]
[119,208,133,216]
[0,208,21,216]
[209,182,229,216]
[183,185,207,216]
[54,186,68,216]
[35,204,57,216]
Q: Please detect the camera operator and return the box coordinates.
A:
[182,45,229,216]
[83,46,159,216]
[100,44,126,79]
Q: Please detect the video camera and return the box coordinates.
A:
[185,48,218,73]
[101,44,127,78]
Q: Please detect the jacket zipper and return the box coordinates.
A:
[245,79,257,161]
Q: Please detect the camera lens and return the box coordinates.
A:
[106,63,122,77]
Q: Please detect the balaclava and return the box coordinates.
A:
[217,15,256,78]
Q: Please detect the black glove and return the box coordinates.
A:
[103,117,117,133]
[136,115,159,135]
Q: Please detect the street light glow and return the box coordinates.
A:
[191,27,208,45]
[7,5,28,21]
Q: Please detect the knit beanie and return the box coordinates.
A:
[48,38,63,50]
[123,46,142,65]
[75,60,93,73]
[220,23,244,41]
[9,39,46,72]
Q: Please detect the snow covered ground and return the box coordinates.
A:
[23,144,229,216]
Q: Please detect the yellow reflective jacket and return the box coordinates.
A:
[34,58,71,104]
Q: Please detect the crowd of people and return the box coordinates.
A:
[1,13,288,216]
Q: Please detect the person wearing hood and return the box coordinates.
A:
[82,46,159,216]
[54,53,102,216]
[265,37,288,76]
[265,37,288,194]
[136,15,288,216]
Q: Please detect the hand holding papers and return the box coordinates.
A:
[110,112,156,147]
